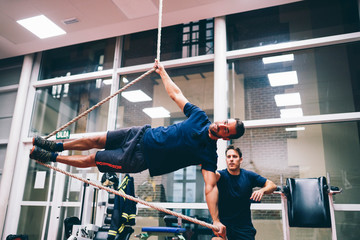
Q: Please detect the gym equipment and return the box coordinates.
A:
[275,176,342,240]
[135,215,186,240]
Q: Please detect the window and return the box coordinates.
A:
[122,20,214,66]
[182,19,214,58]
[38,38,116,80]
[30,79,112,136]
[227,0,360,51]
[228,42,360,120]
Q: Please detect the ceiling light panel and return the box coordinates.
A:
[274,92,301,107]
[268,71,298,87]
[121,90,152,102]
[286,127,305,131]
[17,15,66,39]
[143,107,170,118]
[262,54,294,64]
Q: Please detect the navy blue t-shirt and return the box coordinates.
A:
[141,102,217,176]
[217,168,267,228]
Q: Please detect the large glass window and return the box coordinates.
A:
[0,56,22,185]
[122,20,214,67]
[182,19,214,58]
[0,56,23,87]
[38,38,116,80]
[231,121,360,204]
[228,42,360,120]
[0,91,17,138]
[30,79,111,136]
[23,160,51,201]
[227,0,360,51]
[17,206,46,239]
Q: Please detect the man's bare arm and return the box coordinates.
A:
[154,59,189,111]
[202,169,226,238]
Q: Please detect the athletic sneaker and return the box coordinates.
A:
[33,136,59,152]
[29,146,56,163]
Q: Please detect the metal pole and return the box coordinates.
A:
[0,55,34,239]
[214,16,228,169]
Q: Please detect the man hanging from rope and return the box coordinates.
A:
[29,59,245,238]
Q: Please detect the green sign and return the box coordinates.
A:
[56,130,70,139]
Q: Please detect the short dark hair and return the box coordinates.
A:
[225,145,242,158]
[229,118,245,139]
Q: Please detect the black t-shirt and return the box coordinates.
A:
[217,168,267,228]
[142,102,218,176]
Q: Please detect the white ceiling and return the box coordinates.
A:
[0,0,300,60]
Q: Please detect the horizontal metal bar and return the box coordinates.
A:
[244,112,360,128]
[19,201,360,212]
[32,69,113,88]
[0,84,19,93]
[334,204,360,211]
[227,32,360,60]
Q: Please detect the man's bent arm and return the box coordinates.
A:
[202,169,226,238]
[250,179,277,202]
[262,179,277,194]
[154,60,188,111]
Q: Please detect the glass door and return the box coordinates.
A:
[18,148,99,240]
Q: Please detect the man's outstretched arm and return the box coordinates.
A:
[154,59,189,111]
[202,169,226,238]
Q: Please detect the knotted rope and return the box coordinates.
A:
[36,161,219,232]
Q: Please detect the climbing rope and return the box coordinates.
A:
[157,0,163,61]
[37,161,219,232]
[35,0,219,233]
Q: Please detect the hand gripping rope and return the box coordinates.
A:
[35,0,219,233]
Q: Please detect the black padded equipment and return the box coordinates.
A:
[285,176,331,228]
[64,216,81,238]
[106,205,114,214]
[6,235,28,240]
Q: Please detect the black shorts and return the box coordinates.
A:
[95,126,149,173]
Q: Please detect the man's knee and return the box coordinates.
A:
[87,153,98,167]
[90,135,107,148]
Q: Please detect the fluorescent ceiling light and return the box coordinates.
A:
[17,15,66,39]
[262,54,294,64]
[143,107,170,118]
[122,90,152,102]
[122,77,129,83]
[102,79,113,85]
[274,92,301,107]
[268,71,298,87]
[286,127,305,131]
[280,108,303,118]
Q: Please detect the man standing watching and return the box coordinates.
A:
[212,145,277,240]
